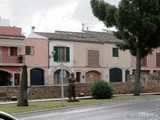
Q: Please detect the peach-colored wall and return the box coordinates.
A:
[73,41,131,82]
[25,38,48,67]
[73,42,104,67]
[74,41,131,68]
[104,44,131,68]
[131,47,160,68]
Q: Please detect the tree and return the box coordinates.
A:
[17,65,28,106]
[91,0,160,96]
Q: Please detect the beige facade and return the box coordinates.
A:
[72,41,131,83]
[104,44,131,68]
[73,42,104,83]
[26,30,131,85]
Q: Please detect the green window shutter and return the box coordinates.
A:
[54,46,58,62]
[66,47,70,62]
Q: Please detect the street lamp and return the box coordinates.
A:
[51,51,56,56]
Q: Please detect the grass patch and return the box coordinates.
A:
[0,95,159,114]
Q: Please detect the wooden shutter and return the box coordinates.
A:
[66,47,70,62]
[54,46,58,62]
[156,53,160,67]
[10,47,17,56]
[88,50,99,67]
[141,57,147,66]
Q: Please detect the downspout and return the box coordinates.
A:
[48,39,50,69]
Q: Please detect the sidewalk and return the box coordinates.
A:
[1,92,160,105]
[0,96,92,105]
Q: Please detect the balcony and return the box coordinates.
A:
[0,54,24,66]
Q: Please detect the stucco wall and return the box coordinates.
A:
[49,40,74,67]
[104,44,131,68]
[74,42,103,67]
[25,38,48,67]
[24,38,49,85]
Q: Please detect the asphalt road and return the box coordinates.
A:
[15,97,160,120]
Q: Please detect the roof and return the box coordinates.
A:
[55,31,99,42]
[84,31,120,43]
[33,30,121,43]
[35,32,71,41]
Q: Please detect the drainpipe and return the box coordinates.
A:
[48,39,50,69]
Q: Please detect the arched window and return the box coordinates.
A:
[0,71,12,86]
[54,69,69,85]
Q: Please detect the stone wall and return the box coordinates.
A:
[0,81,160,99]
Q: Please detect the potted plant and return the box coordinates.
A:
[18,55,23,63]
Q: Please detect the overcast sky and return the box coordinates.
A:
[0,0,120,35]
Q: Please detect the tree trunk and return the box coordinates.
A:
[134,47,141,96]
[17,65,28,106]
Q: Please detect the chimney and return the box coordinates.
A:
[31,26,35,33]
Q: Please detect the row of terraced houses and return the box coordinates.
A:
[0,24,160,87]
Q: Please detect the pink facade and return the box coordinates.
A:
[0,26,25,86]
[25,39,48,67]
[147,48,160,68]
[131,47,160,74]
[131,48,160,68]
[24,38,48,86]
[1,47,18,63]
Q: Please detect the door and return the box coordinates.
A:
[0,71,12,86]
[110,68,122,82]
[30,68,44,85]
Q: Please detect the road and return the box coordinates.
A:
[15,97,160,120]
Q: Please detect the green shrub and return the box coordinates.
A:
[90,80,113,99]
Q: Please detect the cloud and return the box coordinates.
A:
[71,0,106,31]
[72,0,119,31]
[8,0,75,25]
[30,2,81,32]
[104,0,120,6]
[0,0,120,35]
[0,0,11,19]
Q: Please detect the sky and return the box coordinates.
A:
[0,0,120,35]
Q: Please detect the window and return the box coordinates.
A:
[156,53,160,67]
[25,46,34,55]
[88,50,99,67]
[54,69,69,85]
[112,48,119,57]
[141,57,147,66]
[14,74,20,86]
[54,46,70,62]
[10,47,17,56]
[76,72,81,82]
